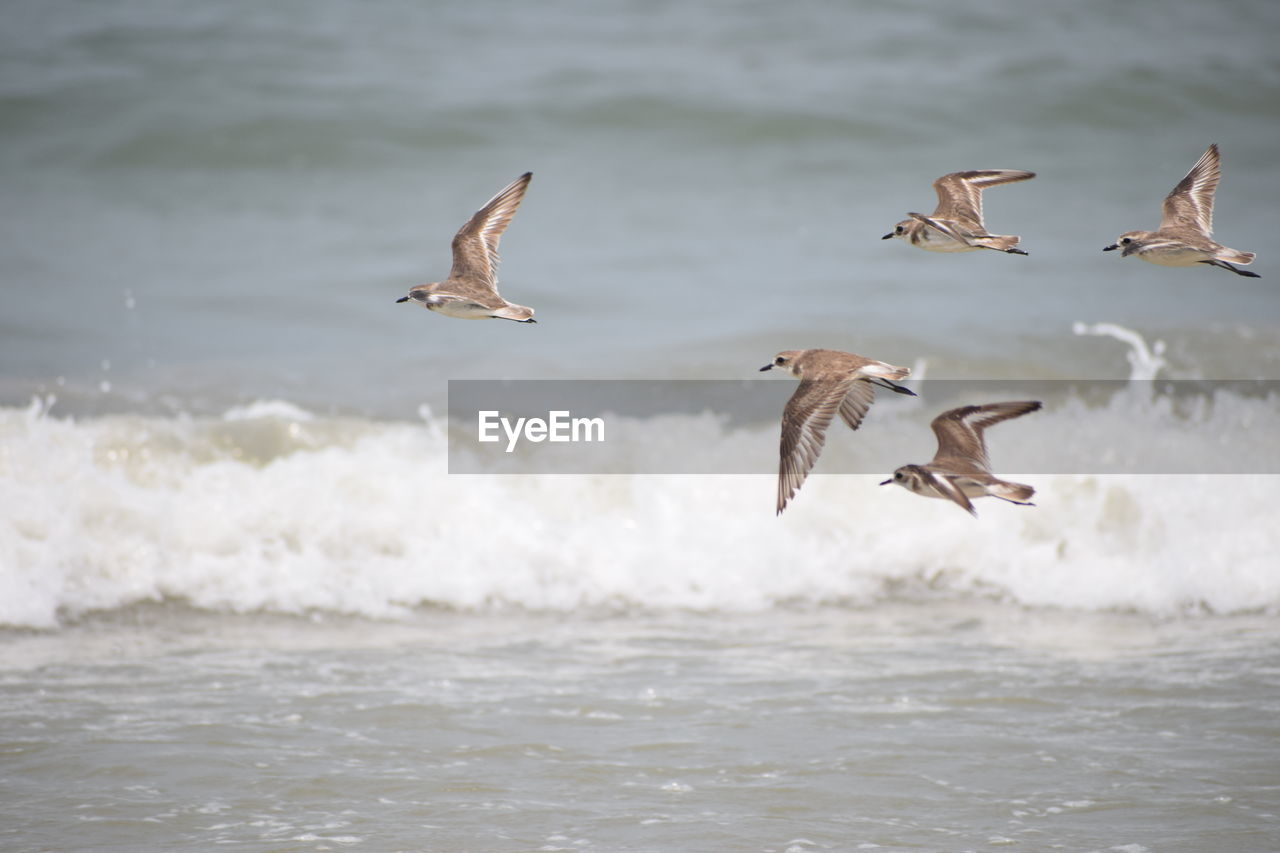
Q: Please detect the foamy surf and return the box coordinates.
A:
[2,389,1277,629]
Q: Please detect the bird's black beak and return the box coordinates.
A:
[881,233,894,240]
[879,478,892,486]
[395,296,410,303]
[1102,244,1118,252]
[759,364,773,372]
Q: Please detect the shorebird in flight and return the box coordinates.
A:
[761,348,915,515]
[1104,144,1259,277]
[883,169,1035,255]
[881,401,1041,517]
[397,172,539,322]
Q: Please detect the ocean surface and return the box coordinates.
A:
[2,0,1279,850]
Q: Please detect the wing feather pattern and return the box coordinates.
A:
[1160,144,1219,235]
[777,378,859,514]
[447,172,533,291]
[931,170,1035,226]
[930,401,1042,471]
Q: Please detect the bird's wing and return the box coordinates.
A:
[836,379,877,431]
[1160,144,1219,236]
[932,170,1035,226]
[926,470,979,517]
[447,172,533,292]
[930,400,1041,472]
[777,377,856,514]
[908,212,972,242]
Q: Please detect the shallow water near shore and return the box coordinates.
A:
[3,603,1279,852]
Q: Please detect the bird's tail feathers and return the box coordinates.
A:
[989,479,1035,504]
[1219,248,1256,265]
[492,304,536,323]
[975,234,1022,253]
[863,362,911,382]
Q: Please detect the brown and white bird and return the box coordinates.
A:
[882,169,1035,255]
[396,172,538,322]
[1103,144,1258,277]
[880,401,1041,517]
[761,349,916,515]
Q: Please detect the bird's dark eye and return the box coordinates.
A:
[1120,237,1131,245]
[894,472,903,480]
[775,357,785,365]
[895,226,905,235]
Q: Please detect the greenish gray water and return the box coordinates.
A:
[3,604,1279,852]
[1,0,1277,414]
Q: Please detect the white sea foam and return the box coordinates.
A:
[222,399,316,422]
[1,394,1277,628]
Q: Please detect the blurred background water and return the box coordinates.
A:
[2,0,1277,415]
[2,1,1278,850]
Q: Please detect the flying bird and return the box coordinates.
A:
[881,401,1041,517]
[396,172,539,321]
[762,348,916,515]
[1103,144,1258,277]
[883,169,1035,255]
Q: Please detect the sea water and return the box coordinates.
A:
[2,0,1279,850]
